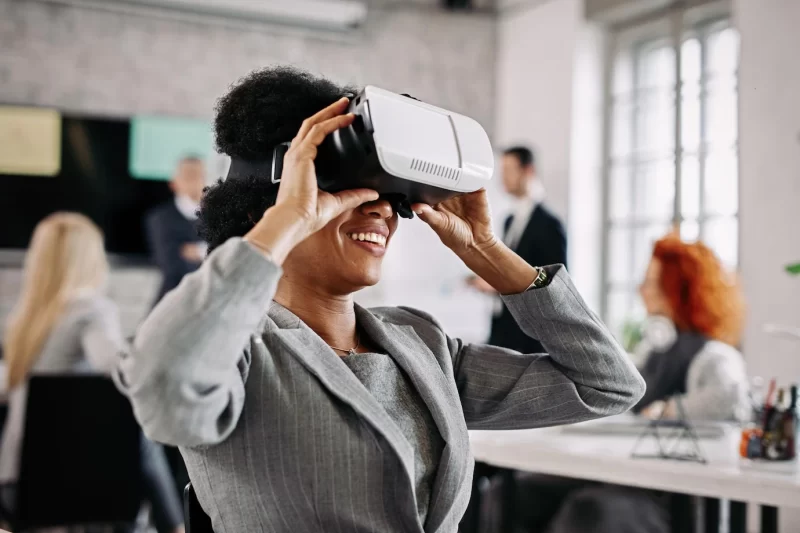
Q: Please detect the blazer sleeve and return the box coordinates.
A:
[449,266,645,430]
[116,238,281,447]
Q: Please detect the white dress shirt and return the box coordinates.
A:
[503,179,547,250]
[174,194,200,221]
[174,195,208,257]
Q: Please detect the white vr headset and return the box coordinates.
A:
[226,86,494,218]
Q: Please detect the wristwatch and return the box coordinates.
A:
[528,267,550,290]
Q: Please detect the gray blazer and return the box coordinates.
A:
[118,238,645,533]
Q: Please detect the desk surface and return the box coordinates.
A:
[470,417,800,509]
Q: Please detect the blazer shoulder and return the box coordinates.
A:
[533,204,565,229]
[692,340,746,372]
[146,201,178,223]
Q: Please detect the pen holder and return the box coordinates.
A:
[739,411,797,461]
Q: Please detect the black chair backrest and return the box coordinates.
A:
[185,482,214,533]
[14,375,144,530]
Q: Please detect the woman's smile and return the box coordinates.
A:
[344,224,391,257]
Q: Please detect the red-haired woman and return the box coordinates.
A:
[544,236,750,533]
[633,234,749,421]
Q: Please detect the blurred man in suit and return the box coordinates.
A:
[469,146,567,354]
[146,156,207,305]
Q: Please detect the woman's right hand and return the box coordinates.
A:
[244,98,379,263]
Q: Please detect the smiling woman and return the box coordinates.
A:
[117,66,645,533]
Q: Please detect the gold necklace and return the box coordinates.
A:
[329,333,361,356]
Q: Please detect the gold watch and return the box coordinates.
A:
[530,267,549,289]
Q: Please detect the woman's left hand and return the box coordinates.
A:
[414,189,538,295]
[412,189,498,255]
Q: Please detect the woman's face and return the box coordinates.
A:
[283,199,399,293]
[639,258,673,318]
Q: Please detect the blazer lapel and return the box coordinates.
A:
[356,306,471,533]
[265,303,418,499]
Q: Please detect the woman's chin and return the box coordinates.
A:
[343,265,383,290]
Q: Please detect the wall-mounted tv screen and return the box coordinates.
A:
[0,106,214,259]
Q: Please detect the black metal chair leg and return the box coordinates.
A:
[703,497,720,533]
[670,493,695,533]
[761,505,778,533]
[730,500,748,533]
[499,469,517,533]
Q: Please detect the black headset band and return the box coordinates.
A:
[226,157,274,182]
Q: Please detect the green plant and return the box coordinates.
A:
[621,319,644,353]
[786,263,800,275]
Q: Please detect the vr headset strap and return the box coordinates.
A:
[226,142,291,183]
[225,142,415,219]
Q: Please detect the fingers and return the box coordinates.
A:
[320,189,380,221]
[335,188,380,211]
[295,97,350,140]
[412,203,447,228]
[303,113,356,148]
[288,114,355,164]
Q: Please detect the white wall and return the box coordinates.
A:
[496,0,606,310]
[496,0,582,223]
[567,21,606,311]
[735,0,800,383]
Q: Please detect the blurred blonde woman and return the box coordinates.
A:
[0,212,184,533]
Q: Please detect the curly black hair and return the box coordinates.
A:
[197,66,358,251]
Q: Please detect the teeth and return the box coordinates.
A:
[347,232,387,246]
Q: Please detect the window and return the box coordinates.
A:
[602,9,739,338]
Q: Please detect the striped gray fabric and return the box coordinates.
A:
[118,238,645,533]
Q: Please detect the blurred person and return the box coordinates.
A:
[545,485,668,533]
[469,146,567,354]
[0,212,184,533]
[145,155,207,305]
[633,234,749,421]
[535,235,748,533]
[117,67,645,532]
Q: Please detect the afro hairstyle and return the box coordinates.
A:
[197,66,359,252]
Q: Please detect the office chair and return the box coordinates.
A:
[184,482,214,533]
[10,375,144,531]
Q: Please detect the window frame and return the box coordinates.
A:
[599,0,739,336]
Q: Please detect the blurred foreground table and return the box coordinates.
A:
[469,417,799,533]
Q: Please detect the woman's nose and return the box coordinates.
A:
[360,199,394,220]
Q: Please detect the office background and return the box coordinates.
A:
[1,0,798,375]
[0,1,798,527]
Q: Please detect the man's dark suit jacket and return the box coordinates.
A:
[488,203,568,354]
[145,201,202,305]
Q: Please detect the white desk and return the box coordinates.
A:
[469,419,800,532]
